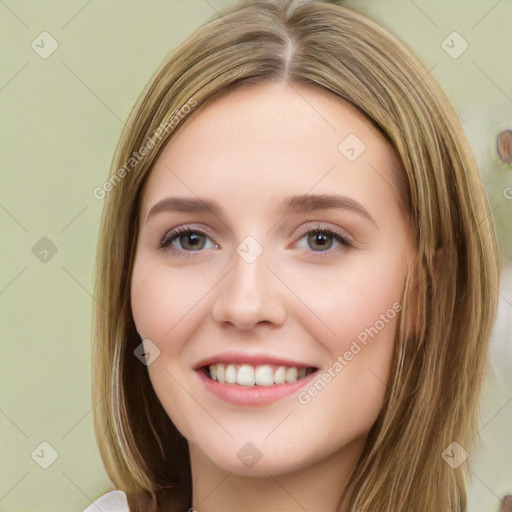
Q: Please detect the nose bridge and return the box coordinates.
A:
[211,236,286,330]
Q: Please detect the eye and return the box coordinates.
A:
[159,224,354,257]
[159,227,218,254]
[295,225,354,255]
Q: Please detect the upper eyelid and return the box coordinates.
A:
[160,224,216,245]
[296,222,352,239]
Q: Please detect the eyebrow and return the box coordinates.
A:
[145,193,377,226]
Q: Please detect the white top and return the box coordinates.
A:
[82,490,129,512]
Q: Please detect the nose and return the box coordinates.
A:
[211,250,287,331]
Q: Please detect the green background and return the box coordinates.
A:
[1,1,511,511]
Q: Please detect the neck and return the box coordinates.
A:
[188,437,364,512]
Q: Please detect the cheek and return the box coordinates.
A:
[292,258,404,441]
[130,263,168,340]
[130,258,206,436]
[287,250,406,354]
[130,257,208,341]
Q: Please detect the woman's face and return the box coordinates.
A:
[131,81,414,477]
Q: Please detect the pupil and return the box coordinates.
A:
[309,232,332,250]
[183,232,203,249]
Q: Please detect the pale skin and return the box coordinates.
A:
[130,81,415,511]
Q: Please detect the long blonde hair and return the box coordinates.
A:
[91,1,500,510]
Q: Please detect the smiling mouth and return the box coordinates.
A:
[202,363,317,387]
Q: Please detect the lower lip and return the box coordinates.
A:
[196,369,318,406]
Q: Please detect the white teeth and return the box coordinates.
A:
[225,364,237,384]
[237,364,255,386]
[274,366,286,384]
[285,367,298,383]
[207,363,313,386]
[255,365,274,386]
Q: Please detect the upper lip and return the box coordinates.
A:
[194,351,317,370]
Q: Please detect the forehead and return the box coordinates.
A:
[140,81,401,220]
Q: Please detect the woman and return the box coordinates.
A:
[85,0,499,510]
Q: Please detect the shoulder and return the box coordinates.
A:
[82,490,129,512]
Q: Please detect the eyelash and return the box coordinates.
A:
[159,225,354,258]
